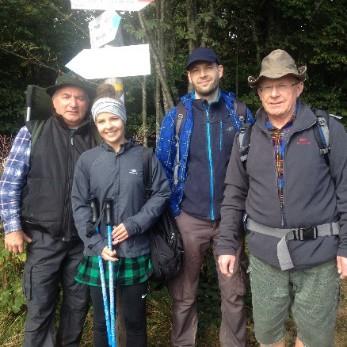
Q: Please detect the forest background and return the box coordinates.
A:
[0,0,346,346]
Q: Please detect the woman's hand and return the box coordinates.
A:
[101,246,118,262]
[112,223,129,245]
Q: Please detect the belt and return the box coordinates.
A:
[246,218,339,271]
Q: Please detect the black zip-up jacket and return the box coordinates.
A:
[21,115,98,240]
[71,142,171,257]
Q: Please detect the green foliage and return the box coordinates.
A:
[0,237,26,316]
[0,83,24,134]
[0,0,91,134]
[0,2,346,346]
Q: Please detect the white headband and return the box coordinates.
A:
[91,97,127,123]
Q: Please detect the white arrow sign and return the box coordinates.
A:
[66,44,151,79]
[89,11,121,48]
[70,0,154,11]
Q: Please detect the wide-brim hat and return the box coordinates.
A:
[248,49,307,88]
[46,72,96,99]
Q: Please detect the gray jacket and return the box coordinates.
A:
[71,142,171,257]
[216,101,347,269]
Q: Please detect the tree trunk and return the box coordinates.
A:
[250,17,261,64]
[138,11,174,111]
[142,76,148,147]
[155,75,162,139]
[186,0,198,93]
[186,0,197,53]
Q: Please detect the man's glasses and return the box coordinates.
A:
[258,81,300,95]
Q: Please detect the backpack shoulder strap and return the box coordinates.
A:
[26,119,46,151]
[238,124,253,168]
[234,99,247,123]
[143,147,153,199]
[173,102,186,186]
[175,102,186,137]
[233,99,251,168]
[312,109,330,166]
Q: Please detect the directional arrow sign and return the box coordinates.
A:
[89,11,121,48]
[70,0,154,11]
[66,44,151,79]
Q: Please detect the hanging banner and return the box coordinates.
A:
[66,44,151,79]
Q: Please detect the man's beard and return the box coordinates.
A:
[194,80,219,97]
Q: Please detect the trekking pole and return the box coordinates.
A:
[90,199,112,347]
[105,199,116,347]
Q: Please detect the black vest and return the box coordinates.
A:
[21,116,98,240]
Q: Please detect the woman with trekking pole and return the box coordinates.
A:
[71,84,170,347]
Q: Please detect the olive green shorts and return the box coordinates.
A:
[249,255,339,347]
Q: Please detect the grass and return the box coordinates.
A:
[0,245,346,346]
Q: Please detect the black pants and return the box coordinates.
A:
[90,282,148,347]
[23,229,89,347]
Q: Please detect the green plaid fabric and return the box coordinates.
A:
[75,254,152,287]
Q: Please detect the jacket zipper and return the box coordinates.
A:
[219,120,223,151]
[205,106,215,221]
[62,130,75,241]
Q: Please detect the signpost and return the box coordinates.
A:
[70,0,154,11]
[89,11,121,48]
[66,44,151,79]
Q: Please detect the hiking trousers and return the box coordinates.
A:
[22,228,89,347]
[168,211,247,347]
[90,282,148,347]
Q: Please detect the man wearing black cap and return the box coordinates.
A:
[156,47,254,347]
[0,73,98,347]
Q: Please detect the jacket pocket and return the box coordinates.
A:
[23,263,33,301]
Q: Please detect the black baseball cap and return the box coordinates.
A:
[186,47,220,70]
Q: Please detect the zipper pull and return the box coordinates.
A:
[70,129,75,146]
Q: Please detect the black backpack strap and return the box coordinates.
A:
[233,99,252,168]
[238,124,253,168]
[234,99,247,124]
[173,102,186,186]
[143,147,153,200]
[26,119,46,151]
[175,102,186,137]
[312,109,330,166]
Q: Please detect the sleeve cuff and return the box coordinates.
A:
[123,218,140,236]
[3,220,22,234]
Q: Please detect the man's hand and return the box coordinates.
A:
[337,256,347,279]
[101,247,118,262]
[112,223,129,245]
[218,255,236,277]
[4,230,32,254]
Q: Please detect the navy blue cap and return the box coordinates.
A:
[186,47,220,70]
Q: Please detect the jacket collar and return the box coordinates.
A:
[52,113,92,133]
[101,139,135,153]
[180,89,235,108]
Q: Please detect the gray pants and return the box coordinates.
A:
[168,211,247,347]
[22,228,89,347]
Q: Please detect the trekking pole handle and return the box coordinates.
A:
[105,199,113,226]
[90,199,98,223]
